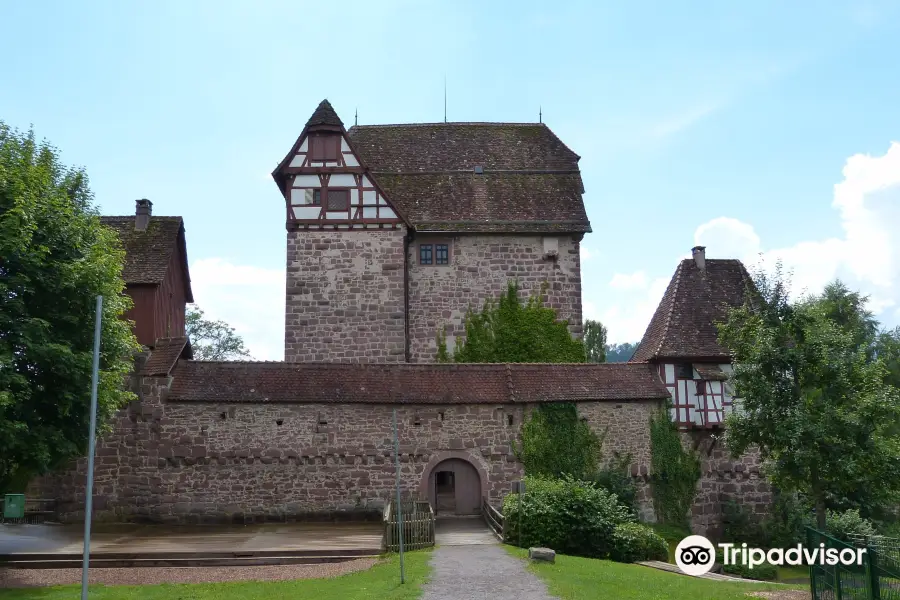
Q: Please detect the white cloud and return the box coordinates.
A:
[609,270,649,290]
[190,258,285,361]
[602,276,671,344]
[590,141,900,345]
[580,246,595,262]
[693,141,900,313]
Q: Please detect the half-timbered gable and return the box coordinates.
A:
[273,100,402,229]
[630,246,753,428]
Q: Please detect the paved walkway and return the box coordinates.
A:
[424,517,556,600]
[423,544,556,600]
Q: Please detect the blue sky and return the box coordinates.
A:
[3,0,900,359]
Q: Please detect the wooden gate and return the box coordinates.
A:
[383,500,435,552]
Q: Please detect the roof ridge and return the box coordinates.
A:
[653,261,684,359]
[349,122,546,129]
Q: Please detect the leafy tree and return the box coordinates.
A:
[584,319,607,363]
[606,342,638,363]
[185,305,251,361]
[436,281,585,363]
[718,265,900,528]
[0,123,139,492]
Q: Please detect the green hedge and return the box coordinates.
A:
[608,523,669,563]
[502,475,633,559]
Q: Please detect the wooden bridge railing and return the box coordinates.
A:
[482,497,504,541]
[383,500,435,552]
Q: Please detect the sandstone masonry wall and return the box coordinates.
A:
[408,234,583,362]
[285,228,407,363]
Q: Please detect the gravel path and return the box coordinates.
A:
[0,558,378,588]
[422,545,556,600]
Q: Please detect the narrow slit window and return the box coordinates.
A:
[419,244,433,265]
[312,189,322,206]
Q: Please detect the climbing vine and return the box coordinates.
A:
[649,407,701,527]
[518,403,602,480]
[434,280,586,364]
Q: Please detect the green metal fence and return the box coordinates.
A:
[808,527,900,600]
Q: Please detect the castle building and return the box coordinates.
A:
[30,102,770,538]
[273,100,589,363]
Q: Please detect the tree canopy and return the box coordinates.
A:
[185,305,251,361]
[0,123,138,492]
[606,342,638,363]
[719,265,900,527]
[584,319,607,363]
[436,281,586,363]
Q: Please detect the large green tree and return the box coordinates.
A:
[437,281,586,363]
[0,124,138,492]
[718,266,900,528]
[185,305,251,361]
[606,342,638,363]
[584,319,607,363]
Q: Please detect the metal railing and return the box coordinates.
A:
[482,497,504,541]
[1,498,58,525]
[808,527,900,600]
[383,500,435,552]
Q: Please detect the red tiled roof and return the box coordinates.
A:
[346,123,591,234]
[142,337,192,376]
[100,216,194,302]
[630,259,753,362]
[166,362,669,404]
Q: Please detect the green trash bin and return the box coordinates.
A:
[3,494,25,519]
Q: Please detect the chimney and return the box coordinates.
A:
[691,245,706,271]
[135,199,152,231]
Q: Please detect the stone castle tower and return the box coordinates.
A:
[272,100,592,363]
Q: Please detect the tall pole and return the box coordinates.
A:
[81,296,103,600]
[393,408,405,583]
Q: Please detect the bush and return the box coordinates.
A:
[722,500,768,549]
[826,509,876,542]
[592,454,638,517]
[721,494,814,550]
[502,475,633,559]
[722,560,778,581]
[608,523,669,563]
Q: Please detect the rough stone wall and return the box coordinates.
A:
[34,377,530,524]
[408,234,583,362]
[684,430,771,540]
[285,228,407,363]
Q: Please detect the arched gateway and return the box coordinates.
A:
[420,454,485,516]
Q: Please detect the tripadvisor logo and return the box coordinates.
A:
[675,535,867,577]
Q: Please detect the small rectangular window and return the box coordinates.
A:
[312,189,322,206]
[327,189,349,210]
[420,244,433,265]
[435,244,449,265]
[677,364,693,379]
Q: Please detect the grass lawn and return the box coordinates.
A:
[0,552,431,600]
[506,546,804,600]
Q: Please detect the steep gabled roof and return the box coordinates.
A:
[305,99,343,128]
[630,258,753,362]
[166,362,669,404]
[347,122,590,234]
[100,216,194,302]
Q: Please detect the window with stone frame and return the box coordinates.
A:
[435,243,449,265]
[419,244,433,265]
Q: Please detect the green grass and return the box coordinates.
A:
[506,546,803,600]
[0,552,431,600]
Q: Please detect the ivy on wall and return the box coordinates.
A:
[518,403,602,480]
[649,408,701,527]
[435,281,586,364]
